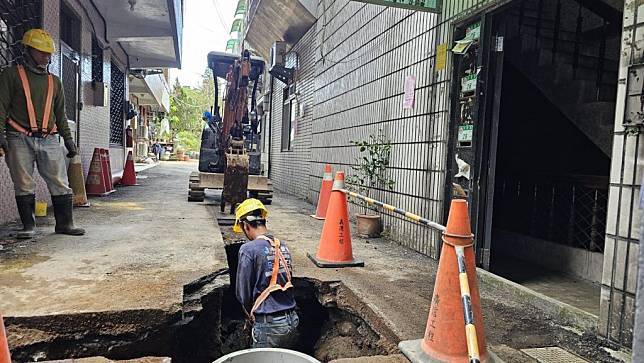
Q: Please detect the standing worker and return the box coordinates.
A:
[0,29,85,239]
[234,198,299,349]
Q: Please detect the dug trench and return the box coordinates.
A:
[6,247,398,363]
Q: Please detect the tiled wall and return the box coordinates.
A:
[599,0,643,347]
[268,28,316,200]
[0,0,113,224]
[307,0,491,257]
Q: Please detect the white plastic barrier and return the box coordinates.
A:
[213,348,320,363]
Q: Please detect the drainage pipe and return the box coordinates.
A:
[340,189,446,232]
[213,348,320,363]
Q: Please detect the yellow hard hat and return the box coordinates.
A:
[22,29,55,54]
[233,198,268,233]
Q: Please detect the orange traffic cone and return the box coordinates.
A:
[101,149,115,193]
[310,164,333,220]
[121,151,139,186]
[86,148,114,197]
[399,199,498,363]
[0,314,11,363]
[307,171,364,268]
[67,152,90,207]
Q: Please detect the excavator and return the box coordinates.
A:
[188,50,272,212]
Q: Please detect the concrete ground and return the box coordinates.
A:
[0,161,226,316]
[260,193,626,363]
[491,257,601,316]
[0,162,630,362]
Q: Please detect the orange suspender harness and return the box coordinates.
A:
[6,65,57,136]
[247,235,294,321]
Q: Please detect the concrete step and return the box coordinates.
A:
[329,354,409,363]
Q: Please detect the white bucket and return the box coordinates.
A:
[213,348,320,363]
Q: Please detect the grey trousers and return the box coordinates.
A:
[5,131,72,196]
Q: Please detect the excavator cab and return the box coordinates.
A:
[189,51,272,209]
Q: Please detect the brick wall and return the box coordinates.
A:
[0,0,113,224]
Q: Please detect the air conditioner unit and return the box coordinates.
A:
[271,41,287,68]
[269,41,294,84]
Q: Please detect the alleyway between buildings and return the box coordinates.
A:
[0,163,632,362]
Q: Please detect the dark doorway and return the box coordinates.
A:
[455,0,621,315]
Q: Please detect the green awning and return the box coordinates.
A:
[235,0,246,15]
[226,39,239,51]
[231,19,243,33]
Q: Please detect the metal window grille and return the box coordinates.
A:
[91,37,103,82]
[495,174,608,253]
[0,0,42,69]
[62,53,78,122]
[110,63,125,145]
[60,3,80,52]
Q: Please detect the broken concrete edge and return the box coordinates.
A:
[308,278,400,355]
[6,307,183,350]
[476,267,598,332]
[398,339,503,363]
[43,357,171,363]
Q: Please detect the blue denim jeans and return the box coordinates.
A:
[252,310,299,349]
[5,131,72,196]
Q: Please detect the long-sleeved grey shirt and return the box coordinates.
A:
[235,235,296,315]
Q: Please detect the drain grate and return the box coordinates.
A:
[521,347,589,363]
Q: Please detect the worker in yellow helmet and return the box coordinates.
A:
[233,198,299,348]
[0,29,84,239]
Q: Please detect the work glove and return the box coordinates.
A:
[64,138,78,158]
[0,133,7,157]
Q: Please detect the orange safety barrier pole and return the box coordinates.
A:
[307,171,364,268]
[310,164,333,220]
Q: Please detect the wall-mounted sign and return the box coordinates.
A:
[458,124,473,143]
[436,43,447,71]
[461,74,477,93]
[351,0,442,13]
[403,75,416,109]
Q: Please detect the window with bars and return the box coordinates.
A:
[281,84,296,151]
[0,0,42,69]
[91,36,103,83]
[110,63,125,145]
[60,3,80,52]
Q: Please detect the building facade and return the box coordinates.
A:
[246,0,638,348]
[0,0,181,224]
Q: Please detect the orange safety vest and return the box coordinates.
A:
[247,235,294,321]
[6,65,57,136]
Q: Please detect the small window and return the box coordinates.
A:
[91,36,103,83]
[281,83,297,151]
[60,3,81,52]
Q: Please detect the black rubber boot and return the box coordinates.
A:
[52,194,85,236]
[15,194,35,239]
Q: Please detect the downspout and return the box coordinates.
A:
[267,75,274,179]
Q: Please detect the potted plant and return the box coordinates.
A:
[347,130,395,238]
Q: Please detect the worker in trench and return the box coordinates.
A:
[233,198,300,348]
[0,29,84,239]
